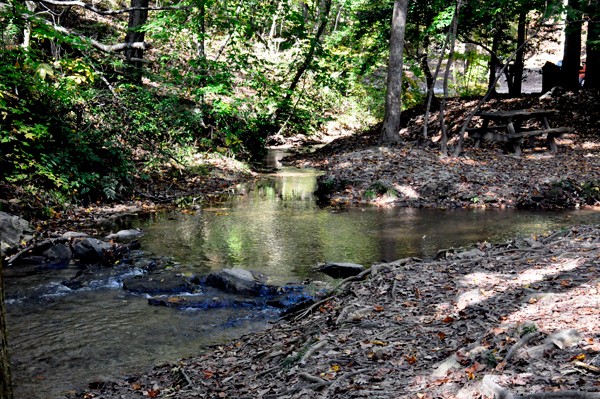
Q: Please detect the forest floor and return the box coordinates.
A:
[284,90,600,210]
[69,224,600,399]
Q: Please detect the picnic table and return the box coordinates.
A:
[467,109,574,155]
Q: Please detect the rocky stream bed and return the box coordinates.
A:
[58,222,600,399]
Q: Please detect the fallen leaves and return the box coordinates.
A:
[143,389,160,397]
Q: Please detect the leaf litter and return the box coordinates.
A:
[285,91,600,210]
[69,223,600,399]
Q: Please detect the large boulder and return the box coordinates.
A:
[206,269,268,295]
[43,244,72,268]
[320,263,365,279]
[0,211,34,253]
[72,238,113,264]
[123,274,197,294]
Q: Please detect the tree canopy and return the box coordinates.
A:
[0,0,597,204]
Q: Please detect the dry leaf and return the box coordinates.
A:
[144,389,160,398]
[131,381,142,390]
[493,327,507,336]
[443,316,455,323]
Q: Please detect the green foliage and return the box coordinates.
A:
[0,0,569,208]
[553,178,600,204]
[365,182,396,199]
[0,46,126,202]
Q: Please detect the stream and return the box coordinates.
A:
[5,148,600,398]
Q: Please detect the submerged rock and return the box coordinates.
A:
[123,274,197,294]
[320,263,365,279]
[206,269,268,295]
[61,231,89,239]
[0,211,34,253]
[43,244,72,268]
[148,296,258,310]
[72,238,114,264]
[105,229,146,242]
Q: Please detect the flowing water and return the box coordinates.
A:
[6,148,600,398]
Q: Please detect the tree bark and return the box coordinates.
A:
[333,3,342,32]
[487,20,502,96]
[380,0,408,144]
[281,0,332,105]
[21,0,36,49]
[439,0,462,156]
[423,20,453,140]
[0,255,13,399]
[585,1,600,89]
[562,0,582,91]
[509,11,527,96]
[420,34,435,97]
[124,0,149,79]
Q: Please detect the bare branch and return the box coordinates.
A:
[32,0,193,15]
[0,3,151,56]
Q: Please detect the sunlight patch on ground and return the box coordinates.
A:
[578,141,600,151]
[393,184,419,199]
[442,256,588,316]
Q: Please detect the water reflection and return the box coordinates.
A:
[134,166,600,287]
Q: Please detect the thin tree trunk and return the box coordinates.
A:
[452,5,551,157]
[510,11,527,96]
[586,2,600,89]
[333,3,342,32]
[214,6,242,62]
[124,0,149,79]
[423,18,454,139]
[196,0,205,59]
[487,20,502,96]
[0,255,13,399]
[269,0,284,51]
[439,0,462,156]
[562,0,582,91]
[280,0,332,106]
[300,1,309,25]
[380,0,408,144]
[420,35,435,96]
[195,0,206,124]
[21,0,36,49]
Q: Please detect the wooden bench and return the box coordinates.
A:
[467,109,574,155]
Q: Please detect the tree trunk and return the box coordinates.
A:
[562,0,582,91]
[281,0,332,105]
[333,4,342,32]
[423,19,454,140]
[487,21,502,96]
[420,34,435,98]
[509,11,527,96]
[439,0,462,156]
[380,0,408,144]
[124,0,149,80]
[586,2,600,89]
[21,0,37,49]
[300,1,309,25]
[0,256,13,399]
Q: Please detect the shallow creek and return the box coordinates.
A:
[5,148,600,398]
